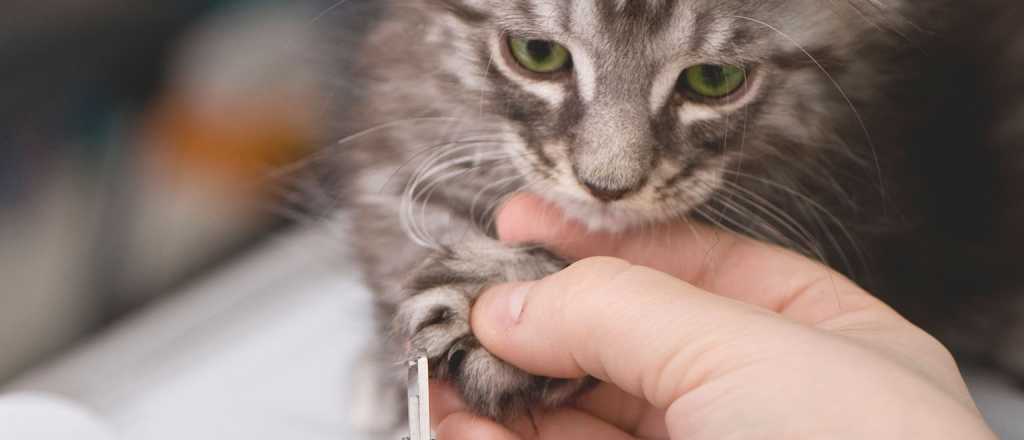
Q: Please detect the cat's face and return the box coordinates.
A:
[408,0,906,231]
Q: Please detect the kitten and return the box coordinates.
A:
[315,0,1024,427]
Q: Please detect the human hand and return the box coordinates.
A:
[432,194,996,439]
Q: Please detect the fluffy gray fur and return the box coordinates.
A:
[305,0,1024,427]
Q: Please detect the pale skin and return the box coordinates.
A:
[429,194,997,440]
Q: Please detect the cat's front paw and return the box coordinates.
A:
[397,283,593,419]
[394,249,593,420]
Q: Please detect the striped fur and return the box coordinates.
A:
[321,0,1024,427]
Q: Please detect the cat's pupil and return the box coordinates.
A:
[701,65,726,86]
[526,40,553,61]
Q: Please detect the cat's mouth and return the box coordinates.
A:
[534,185,691,233]
[543,194,653,232]
[531,158,729,232]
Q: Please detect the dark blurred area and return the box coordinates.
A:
[0,0,353,382]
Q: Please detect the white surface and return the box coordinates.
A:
[7,226,376,440]
[0,393,115,440]
[4,226,1024,439]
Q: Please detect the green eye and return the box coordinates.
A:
[508,37,572,74]
[680,64,746,99]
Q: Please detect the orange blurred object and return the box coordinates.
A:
[143,93,318,188]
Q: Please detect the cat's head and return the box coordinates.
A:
[388,0,912,231]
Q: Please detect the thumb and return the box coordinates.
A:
[471,257,811,409]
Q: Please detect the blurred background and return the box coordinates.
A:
[0,0,367,384]
[1,3,1023,439]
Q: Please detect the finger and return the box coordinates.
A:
[496,193,626,262]
[438,409,639,440]
[430,381,468,428]
[496,193,883,324]
[437,412,519,440]
[573,383,669,439]
[472,257,812,408]
[530,408,638,440]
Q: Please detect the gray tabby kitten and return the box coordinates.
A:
[319,0,1024,427]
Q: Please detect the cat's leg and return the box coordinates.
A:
[395,237,596,420]
[348,197,594,422]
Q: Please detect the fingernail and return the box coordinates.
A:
[499,282,531,326]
